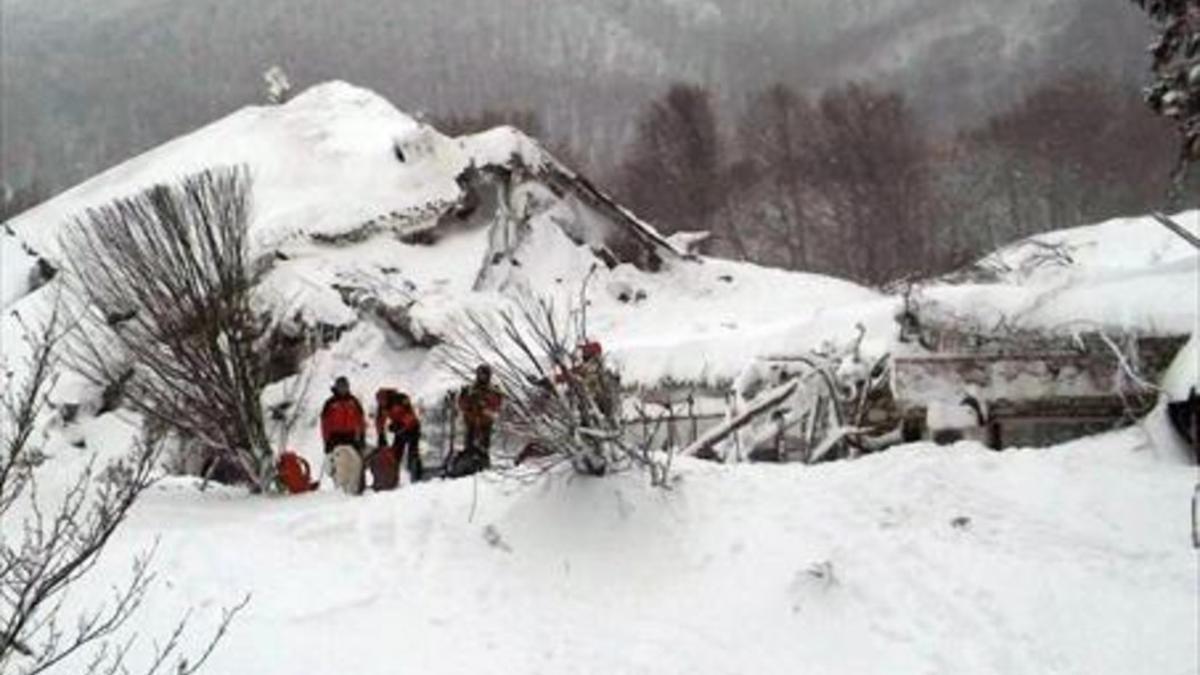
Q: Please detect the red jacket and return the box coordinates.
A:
[375,388,420,435]
[321,394,366,443]
[458,383,502,427]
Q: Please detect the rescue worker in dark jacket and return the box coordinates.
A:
[375,387,423,481]
[320,376,366,454]
[457,364,503,467]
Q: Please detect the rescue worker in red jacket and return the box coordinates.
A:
[320,376,366,454]
[557,341,616,418]
[375,387,423,481]
[457,364,503,466]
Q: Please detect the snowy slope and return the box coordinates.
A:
[6,82,461,259]
[24,428,1197,675]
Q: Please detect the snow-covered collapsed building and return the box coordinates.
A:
[885,219,1198,455]
[892,321,1188,449]
[2,81,1196,471]
[0,81,881,470]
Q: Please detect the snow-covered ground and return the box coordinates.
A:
[32,423,1197,675]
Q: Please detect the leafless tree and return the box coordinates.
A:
[718,84,832,268]
[719,82,943,284]
[60,166,273,491]
[0,301,246,674]
[440,292,673,485]
[712,72,1189,284]
[617,83,724,237]
[811,83,936,284]
[962,72,1180,232]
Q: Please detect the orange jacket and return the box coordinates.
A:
[320,394,366,443]
[375,388,420,435]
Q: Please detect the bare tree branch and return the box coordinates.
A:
[439,291,672,484]
[1,275,245,675]
[59,166,272,490]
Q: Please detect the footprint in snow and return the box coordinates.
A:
[482,524,513,553]
[788,560,837,614]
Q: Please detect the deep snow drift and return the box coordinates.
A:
[29,428,1200,675]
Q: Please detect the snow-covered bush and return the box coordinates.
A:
[441,293,672,484]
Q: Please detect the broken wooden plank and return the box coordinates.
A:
[1151,212,1200,250]
[680,378,800,457]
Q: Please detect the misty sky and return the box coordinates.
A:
[0,0,1154,195]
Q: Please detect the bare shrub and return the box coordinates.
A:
[60,166,272,490]
[617,83,723,238]
[0,302,246,674]
[440,292,672,485]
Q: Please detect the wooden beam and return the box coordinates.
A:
[1151,212,1200,250]
[680,378,800,457]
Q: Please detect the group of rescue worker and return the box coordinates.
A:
[312,339,613,492]
[318,364,503,489]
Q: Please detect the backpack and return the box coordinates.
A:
[446,448,489,479]
[368,447,400,491]
[276,450,317,494]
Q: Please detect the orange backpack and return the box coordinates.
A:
[277,451,317,494]
[368,447,400,491]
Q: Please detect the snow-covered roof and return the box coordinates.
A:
[916,212,1200,337]
[8,82,459,259]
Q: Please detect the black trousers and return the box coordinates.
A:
[465,421,493,453]
[391,425,423,481]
